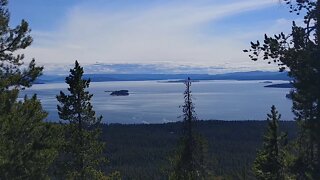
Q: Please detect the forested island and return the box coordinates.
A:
[109,90,130,96]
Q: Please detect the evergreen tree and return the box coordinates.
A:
[245,0,320,178]
[169,77,210,180]
[253,106,287,180]
[57,61,118,179]
[0,0,60,178]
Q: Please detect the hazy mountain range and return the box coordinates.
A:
[43,63,237,75]
[37,70,290,84]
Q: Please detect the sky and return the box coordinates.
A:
[8,0,298,73]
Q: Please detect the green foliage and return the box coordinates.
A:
[0,95,61,179]
[0,0,60,178]
[253,106,287,180]
[56,61,117,179]
[0,0,42,89]
[169,78,211,180]
[169,134,211,180]
[101,121,297,179]
[245,0,320,178]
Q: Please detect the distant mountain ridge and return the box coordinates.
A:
[43,63,229,75]
[36,71,290,84]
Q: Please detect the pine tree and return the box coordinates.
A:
[169,77,210,180]
[253,106,287,180]
[0,95,62,179]
[57,61,118,179]
[0,0,60,178]
[245,1,320,178]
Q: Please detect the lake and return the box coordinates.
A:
[20,80,294,124]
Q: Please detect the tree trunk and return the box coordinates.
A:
[77,92,84,180]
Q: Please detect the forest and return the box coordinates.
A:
[102,121,297,179]
[1,0,320,179]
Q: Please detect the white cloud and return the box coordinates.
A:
[24,0,281,71]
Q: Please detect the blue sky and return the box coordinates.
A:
[8,0,298,72]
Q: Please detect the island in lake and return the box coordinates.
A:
[260,81,272,84]
[108,90,129,96]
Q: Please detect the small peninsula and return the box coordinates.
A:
[264,83,293,88]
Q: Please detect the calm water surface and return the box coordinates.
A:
[20,80,293,124]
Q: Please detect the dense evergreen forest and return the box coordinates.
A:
[102,121,297,179]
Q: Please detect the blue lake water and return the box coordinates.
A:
[20,80,294,124]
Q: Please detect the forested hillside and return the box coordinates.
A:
[102,120,297,179]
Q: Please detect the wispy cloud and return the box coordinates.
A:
[23,0,283,71]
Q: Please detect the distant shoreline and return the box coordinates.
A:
[36,71,291,84]
[46,119,296,125]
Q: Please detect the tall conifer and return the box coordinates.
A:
[253,106,287,180]
[245,1,320,178]
[170,77,209,180]
[0,0,60,178]
[57,61,118,179]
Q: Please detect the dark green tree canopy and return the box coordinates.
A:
[169,77,210,180]
[0,95,61,179]
[253,106,288,180]
[245,0,320,178]
[56,61,118,179]
[0,0,42,90]
[0,0,60,178]
[57,60,100,127]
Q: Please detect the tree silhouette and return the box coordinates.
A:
[253,106,287,180]
[170,77,210,180]
[57,61,119,179]
[245,1,320,178]
[0,0,59,178]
